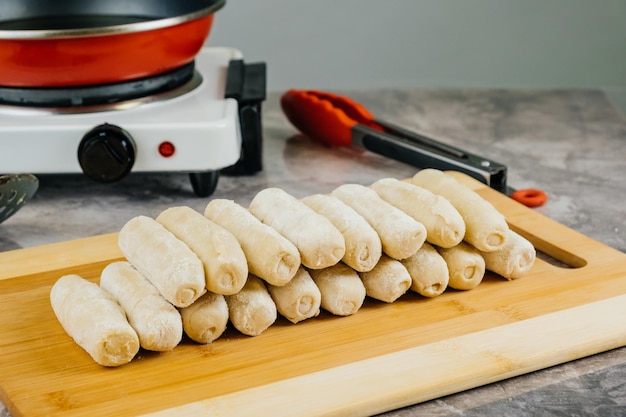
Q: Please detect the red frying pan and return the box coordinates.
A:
[0,0,225,87]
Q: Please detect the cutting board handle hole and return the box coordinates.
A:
[535,249,583,269]
[512,228,587,269]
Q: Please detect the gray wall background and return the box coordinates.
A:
[206,0,626,93]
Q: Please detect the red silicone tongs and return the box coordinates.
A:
[281,89,508,192]
[281,89,547,206]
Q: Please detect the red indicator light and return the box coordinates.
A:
[158,141,175,158]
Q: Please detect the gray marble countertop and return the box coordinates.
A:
[2,89,625,416]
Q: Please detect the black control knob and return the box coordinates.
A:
[78,123,136,183]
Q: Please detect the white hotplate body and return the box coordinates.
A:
[0,47,243,174]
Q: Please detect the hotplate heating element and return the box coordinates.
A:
[0,47,266,196]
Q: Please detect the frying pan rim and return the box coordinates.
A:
[0,0,225,40]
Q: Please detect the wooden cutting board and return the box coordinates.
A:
[2,173,626,417]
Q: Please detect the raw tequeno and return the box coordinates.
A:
[249,188,346,270]
[50,274,140,367]
[205,199,301,286]
[267,267,322,323]
[179,292,229,344]
[157,206,248,295]
[480,229,536,280]
[309,263,367,316]
[410,169,509,252]
[302,193,382,272]
[100,261,183,351]
[118,215,205,308]
[358,255,412,303]
[401,243,450,298]
[370,177,465,248]
[226,275,277,336]
[437,242,486,291]
[332,183,426,260]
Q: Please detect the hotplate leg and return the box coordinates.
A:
[189,171,219,197]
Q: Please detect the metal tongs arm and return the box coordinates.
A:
[352,120,508,193]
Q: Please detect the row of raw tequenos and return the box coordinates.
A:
[50,169,537,367]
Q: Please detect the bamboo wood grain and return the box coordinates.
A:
[143,294,626,417]
[1,173,626,417]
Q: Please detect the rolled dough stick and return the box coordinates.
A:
[50,274,139,367]
[156,206,248,295]
[480,229,536,280]
[370,178,465,248]
[249,188,346,270]
[401,242,449,298]
[302,194,382,272]
[100,261,183,351]
[358,255,412,303]
[308,263,366,316]
[267,267,321,324]
[438,242,486,291]
[331,183,427,260]
[118,215,205,308]
[410,169,509,252]
[226,275,277,336]
[179,292,229,344]
[204,199,301,286]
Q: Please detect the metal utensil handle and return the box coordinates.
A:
[351,124,508,193]
[0,174,39,224]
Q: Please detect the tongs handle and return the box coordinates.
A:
[352,122,508,193]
